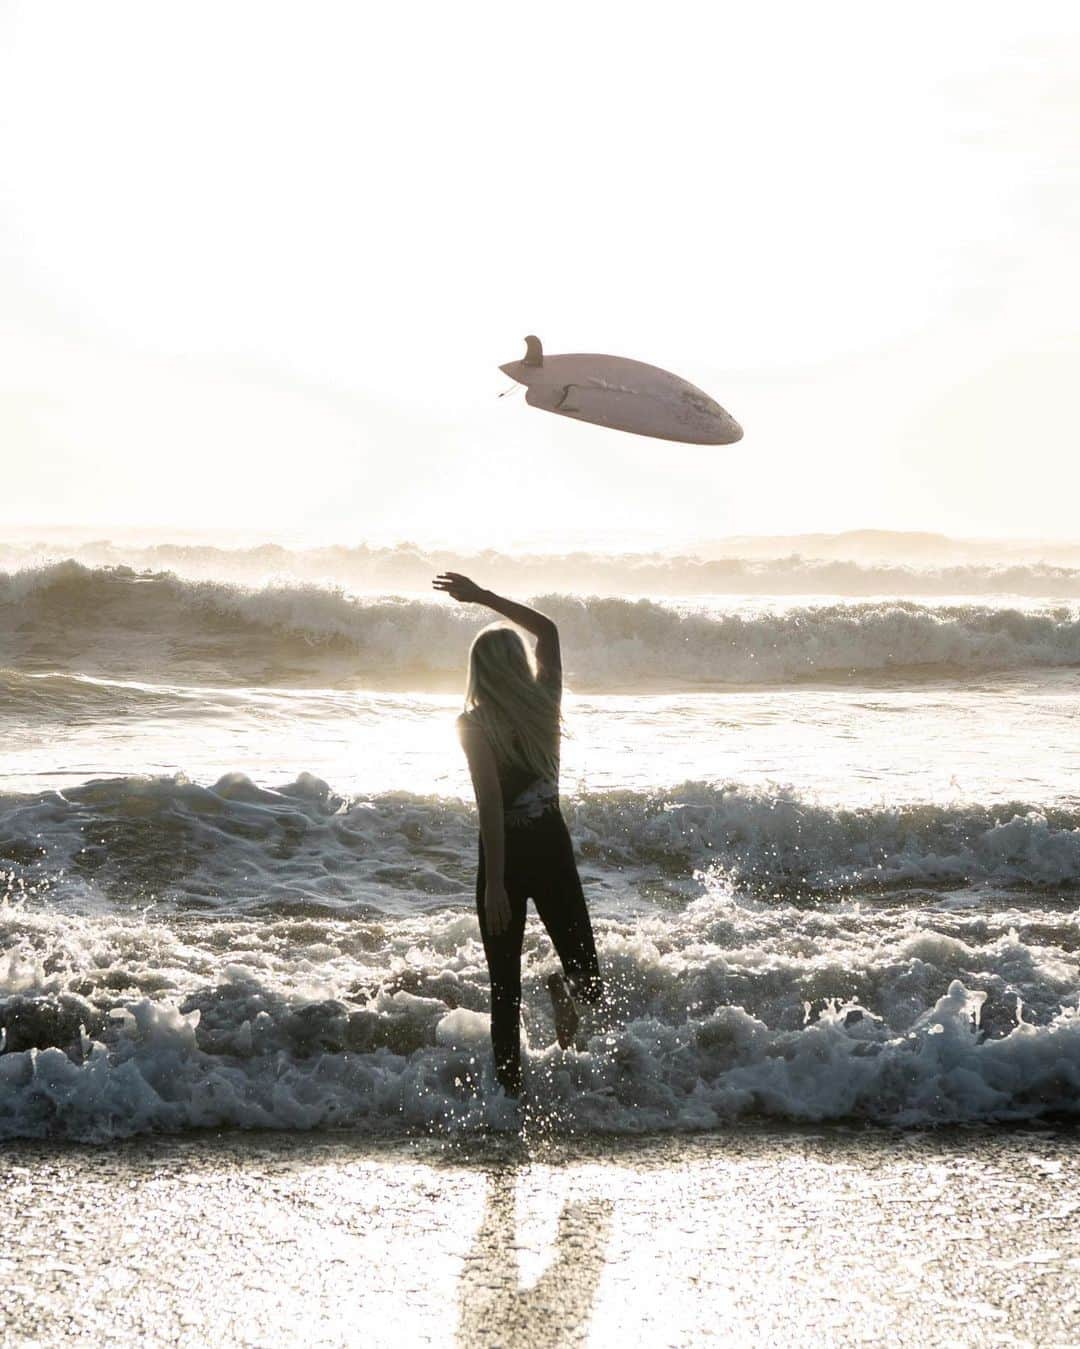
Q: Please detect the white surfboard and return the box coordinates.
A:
[499,335,742,445]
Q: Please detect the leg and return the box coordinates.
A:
[476,840,527,1095]
[546,970,580,1049]
[529,818,604,1008]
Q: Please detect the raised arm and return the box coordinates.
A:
[433,573,561,689]
[457,714,511,935]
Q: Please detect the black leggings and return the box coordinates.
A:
[476,809,603,1095]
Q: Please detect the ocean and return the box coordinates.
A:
[2,543,1078,1141]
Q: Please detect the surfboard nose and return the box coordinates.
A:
[499,360,530,385]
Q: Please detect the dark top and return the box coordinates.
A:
[496,743,552,812]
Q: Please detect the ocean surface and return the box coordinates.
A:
[1,545,1078,1141]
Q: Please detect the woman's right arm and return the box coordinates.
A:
[457,715,511,935]
[434,573,561,691]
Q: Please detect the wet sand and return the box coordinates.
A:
[2,1126,1078,1347]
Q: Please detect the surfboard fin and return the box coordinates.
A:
[523,334,543,367]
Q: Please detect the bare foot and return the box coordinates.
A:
[547,973,580,1049]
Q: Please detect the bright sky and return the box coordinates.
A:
[1,0,1078,549]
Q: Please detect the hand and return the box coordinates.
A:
[484,881,512,936]
[432,572,487,605]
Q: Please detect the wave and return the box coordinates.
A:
[1,899,1077,1140]
[0,669,184,722]
[3,564,1079,689]
[5,540,1080,595]
[3,773,1080,914]
[3,769,1079,1140]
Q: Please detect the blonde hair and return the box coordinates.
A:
[465,625,559,782]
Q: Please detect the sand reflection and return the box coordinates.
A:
[456,1170,613,1348]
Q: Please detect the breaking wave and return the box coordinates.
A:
[2,563,1079,689]
[1,896,1077,1141]
[2,768,1078,1141]
[3,772,1080,912]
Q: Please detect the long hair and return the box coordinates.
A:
[465,625,559,781]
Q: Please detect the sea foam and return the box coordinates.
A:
[1,892,1077,1141]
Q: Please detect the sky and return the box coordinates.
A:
[1,0,1078,550]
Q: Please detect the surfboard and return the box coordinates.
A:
[499,335,742,445]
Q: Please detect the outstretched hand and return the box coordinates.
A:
[432,572,487,604]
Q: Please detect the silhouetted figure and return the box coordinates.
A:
[433,573,603,1097]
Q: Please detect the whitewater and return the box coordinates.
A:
[1,549,1078,1141]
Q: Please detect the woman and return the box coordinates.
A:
[433,571,603,1097]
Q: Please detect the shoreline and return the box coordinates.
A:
[4,1124,1078,1346]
